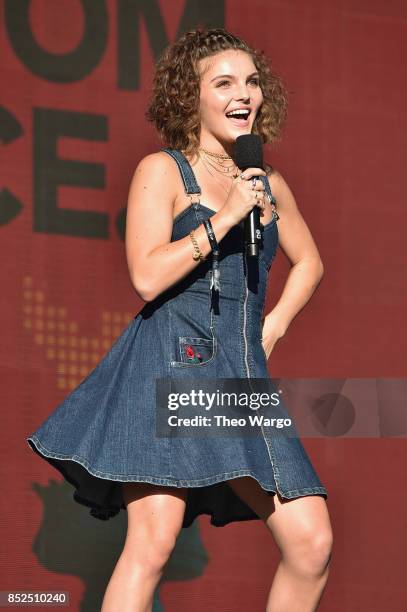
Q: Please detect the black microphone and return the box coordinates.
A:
[235,134,264,257]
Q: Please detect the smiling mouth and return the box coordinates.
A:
[225,110,251,124]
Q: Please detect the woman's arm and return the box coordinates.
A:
[125,152,234,302]
[262,170,324,356]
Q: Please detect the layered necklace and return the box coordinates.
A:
[198,146,240,196]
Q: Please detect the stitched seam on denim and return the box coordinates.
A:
[261,427,283,493]
[246,281,256,377]
[261,174,276,204]
[29,436,328,494]
[171,337,217,367]
[283,487,327,495]
[161,148,195,195]
[242,259,282,495]
[177,336,214,366]
[173,202,195,225]
[197,205,213,318]
[168,208,216,368]
[175,149,202,194]
[180,337,213,345]
[28,436,284,487]
[162,148,201,195]
[242,248,283,494]
[165,301,172,476]
[238,249,245,377]
[242,252,251,379]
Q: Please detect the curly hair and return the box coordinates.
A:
[145,27,288,160]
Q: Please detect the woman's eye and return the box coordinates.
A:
[216,79,259,87]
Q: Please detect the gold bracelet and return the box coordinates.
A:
[189,229,206,261]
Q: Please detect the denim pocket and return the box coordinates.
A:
[170,336,217,368]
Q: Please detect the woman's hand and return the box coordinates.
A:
[261,311,287,360]
[220,168,268,226]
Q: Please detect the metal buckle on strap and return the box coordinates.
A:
[188,193,201,205]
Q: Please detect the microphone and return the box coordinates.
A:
[235,134,264,257]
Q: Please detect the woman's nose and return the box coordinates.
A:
[235,88,250,102]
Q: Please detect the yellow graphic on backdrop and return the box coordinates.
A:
[22,275,133,390]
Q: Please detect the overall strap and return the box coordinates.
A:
[161,148,201,195]
[161,147,221,305]
[258,175,277,205]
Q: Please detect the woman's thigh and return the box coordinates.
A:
[226,476,332,558]
[122,482,188,558]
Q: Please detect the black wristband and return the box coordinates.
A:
[202,218,219,254]
[202,218,220,293]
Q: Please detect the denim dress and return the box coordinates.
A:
[26,148,328,527]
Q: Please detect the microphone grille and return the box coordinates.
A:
[235,134,263,170]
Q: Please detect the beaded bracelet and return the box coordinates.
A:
[202,218,220,293]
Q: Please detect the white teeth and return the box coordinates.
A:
[226,110,250,118]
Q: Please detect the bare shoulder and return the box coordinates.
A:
[125,150,183,221]
[265,165,299,212]
[131,150,178,188]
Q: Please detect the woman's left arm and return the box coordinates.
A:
[262,169,324,359]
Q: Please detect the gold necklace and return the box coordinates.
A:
[203,154,235,176]
[199,151,233,197]
[199,148,240,179]
[199,146,232,159]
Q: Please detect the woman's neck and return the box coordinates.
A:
[198,137,236,160]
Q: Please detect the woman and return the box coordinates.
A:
[27,27,333,611]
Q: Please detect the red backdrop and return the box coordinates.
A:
[1,0,406,610]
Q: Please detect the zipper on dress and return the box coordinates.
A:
[243,251,282,495]
[243,252,251,378]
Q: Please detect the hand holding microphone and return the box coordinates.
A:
[221,168,267,228]
[235,133,266,257]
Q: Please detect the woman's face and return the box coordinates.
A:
[198,49,263,147]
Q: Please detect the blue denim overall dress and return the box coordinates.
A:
[26,148,328,527]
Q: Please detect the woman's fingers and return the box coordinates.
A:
[239,167,266,179]
[225,167,269,223]
[253,179,265,191]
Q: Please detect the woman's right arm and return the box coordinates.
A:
[125,152,234,302]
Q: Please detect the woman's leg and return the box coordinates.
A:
[101,482,188,612]
[226,476,333,612]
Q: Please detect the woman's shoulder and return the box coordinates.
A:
[135,149,176,171]
[265,163,286,194]
[130,150,181,187]
[264,160,274,176]
[264,164,296,210]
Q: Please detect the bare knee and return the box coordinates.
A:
[120,482,187,578]
[142,530,178,573]
[284,528,333,579]
[123,528,178,577]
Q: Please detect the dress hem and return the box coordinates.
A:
[26,435,327,500]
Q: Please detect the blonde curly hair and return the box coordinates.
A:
[145,27,288,160]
